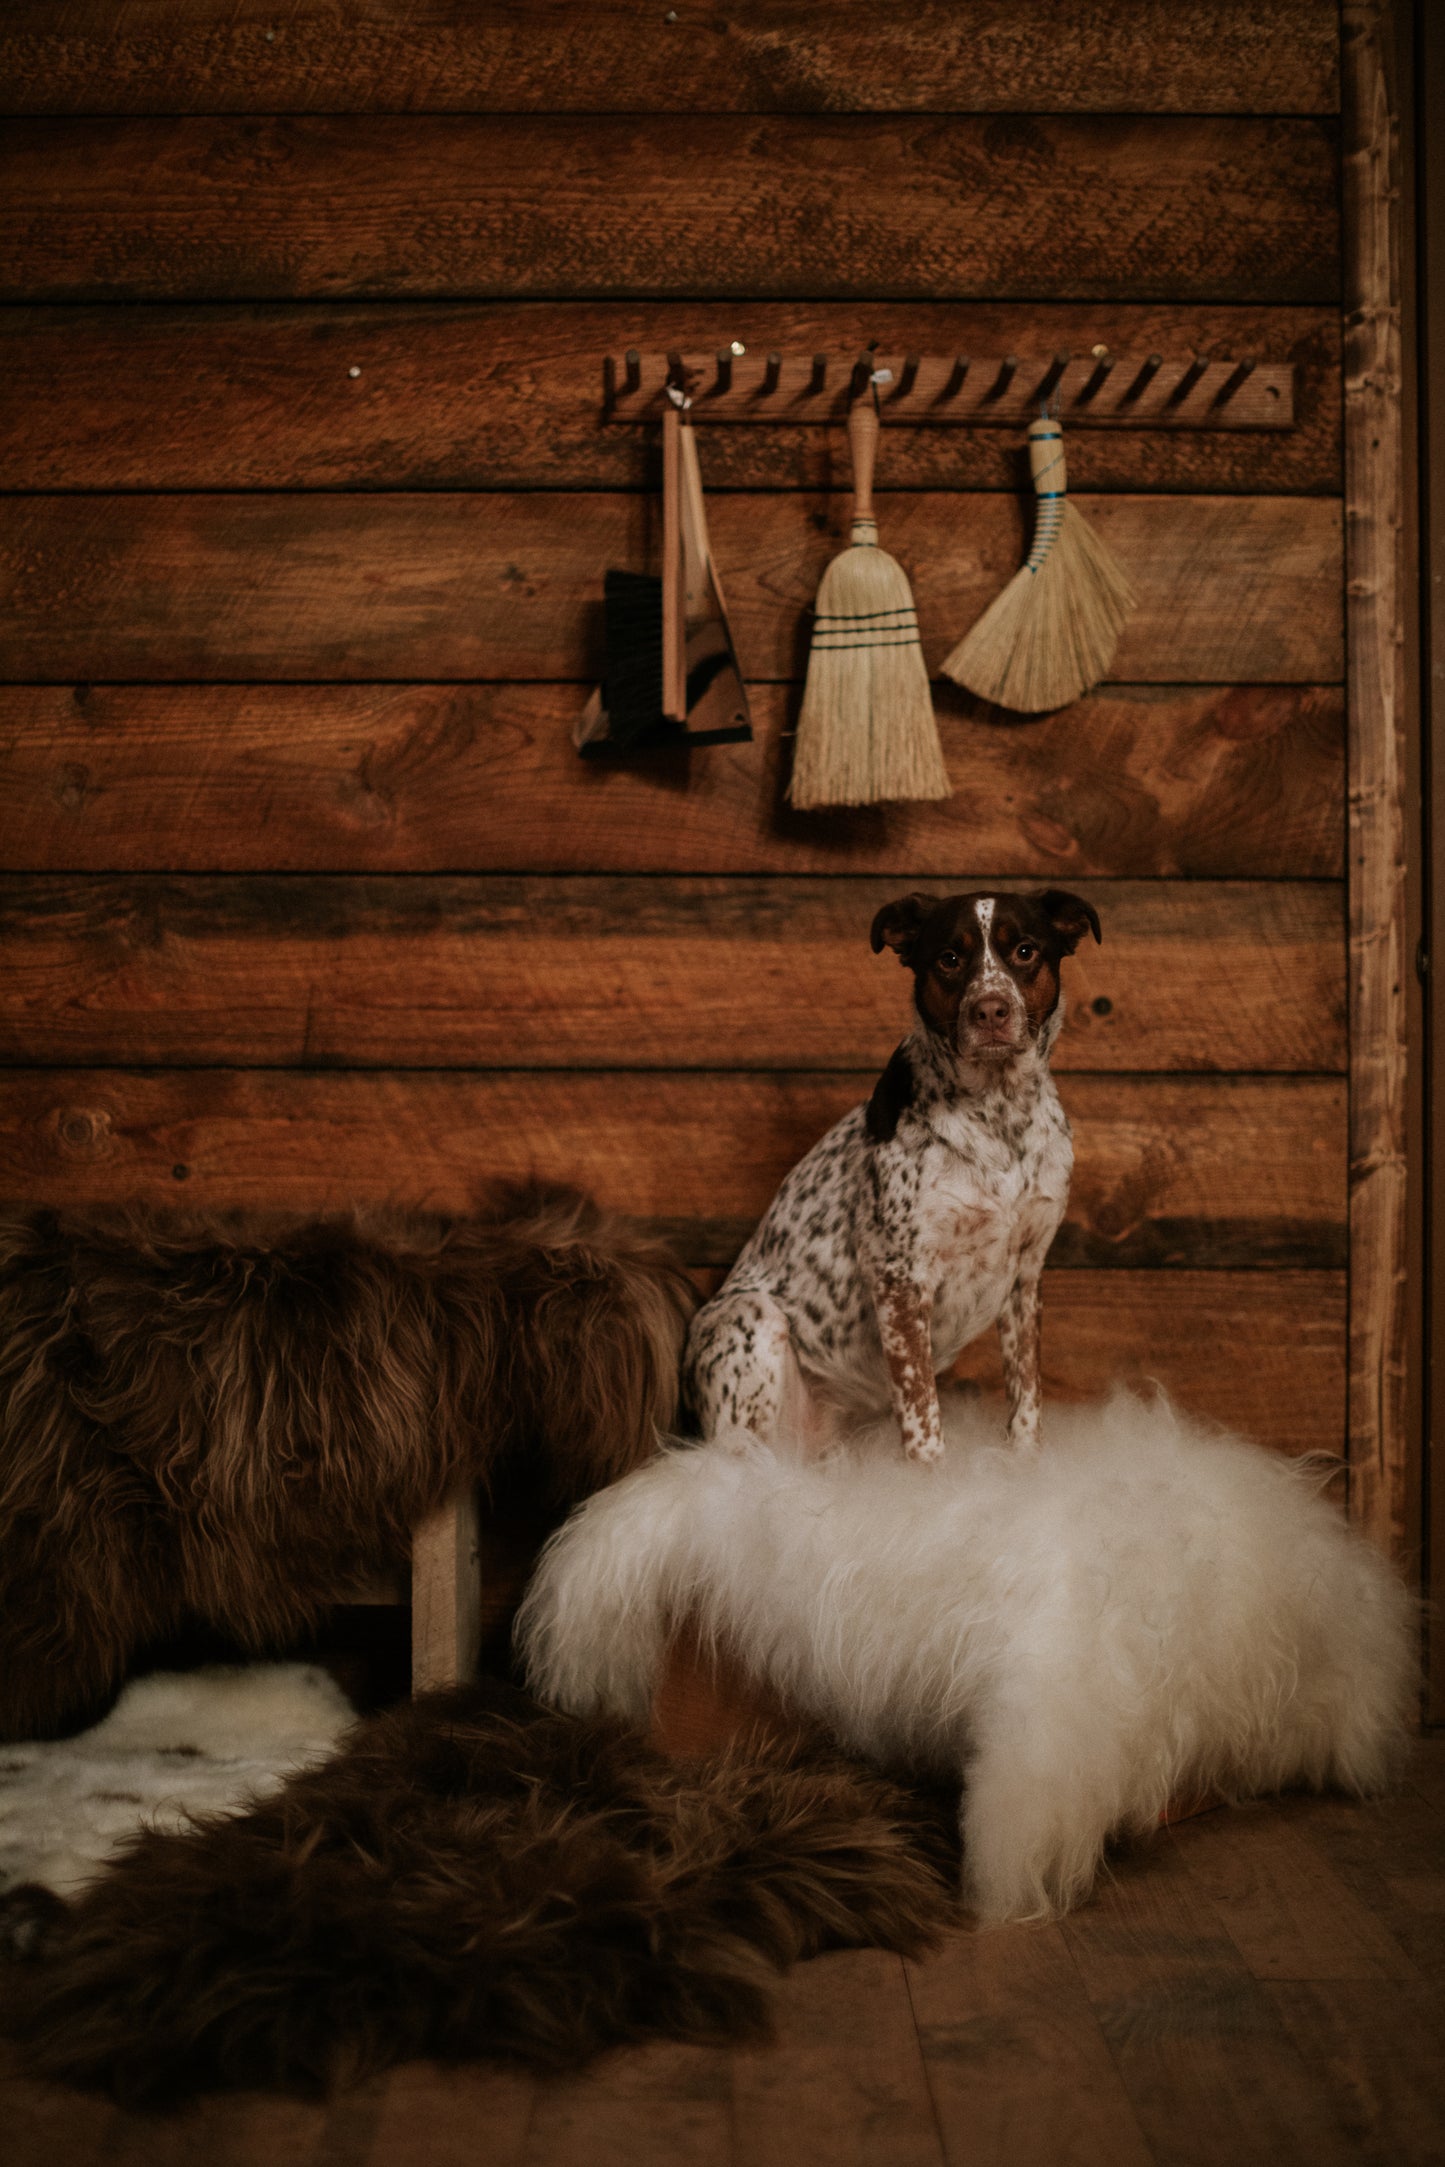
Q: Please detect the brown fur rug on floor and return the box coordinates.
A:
[0,1188,694,1740]
[0,1681,957,2103]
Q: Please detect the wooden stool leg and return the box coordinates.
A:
[410,1488,481,1692]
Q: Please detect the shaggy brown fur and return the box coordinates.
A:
[0,1681,956,2103]
[0,1187,694,1739]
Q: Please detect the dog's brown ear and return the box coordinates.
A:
[1036,889,1101,953]
[870,893,937,964]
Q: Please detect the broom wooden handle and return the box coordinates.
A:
[848,397,879,527]
[662,402,686,721]
[1027,416,1068,498]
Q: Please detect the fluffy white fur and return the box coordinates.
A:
[518,1389,1416,1922]
[0,1664,354,1896]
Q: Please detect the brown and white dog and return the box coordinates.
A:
[684,889,1100,1462]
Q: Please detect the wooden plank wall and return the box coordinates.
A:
[0,0,1346,1458]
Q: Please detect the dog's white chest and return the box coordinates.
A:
[916,1096,1071,1364]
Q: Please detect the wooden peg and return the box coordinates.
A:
[623,348,641,394]
[897,352,921,398]
[1170,353,1209,404]
[1037,353,1070,404]
[986,355,1018,400]
[1214,356,1257,406]
[1078,352,1114,402]
[1123,353,1163,402]
[763,351,782,393]
[714,349,733,393]
[810,353,827,394]
[942,356,970,398]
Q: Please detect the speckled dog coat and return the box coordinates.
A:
[683,890,1100,1460]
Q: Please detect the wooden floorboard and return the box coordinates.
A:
[906,1924,1152,2166]
[1058,1835,1372,2166]
[1268,1979,1445,2167]
[730,1947,943,2167]
[520,2039,732,2167]
[4,1763,1442,2166]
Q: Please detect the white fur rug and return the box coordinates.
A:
[518,1389,1416,1923]
[0,1664,355,1896]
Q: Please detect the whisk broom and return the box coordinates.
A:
[787,387,949,810]
[941,415,1134,713]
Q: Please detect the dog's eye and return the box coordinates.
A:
[1014,942,1036,963]
[936,951,962,972]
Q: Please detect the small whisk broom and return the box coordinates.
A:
[941,415,1134,714]
[787,385,949,810]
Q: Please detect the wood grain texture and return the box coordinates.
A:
[367,2062,535,2167]
[1342,3,1413,1562]
[0,683,1345,881]
[1060,1841,1366,2167]
[907,1929,1153,2167]
[0,1,1340,116]
[1170,1803,1421,1983]
[521,2040,731,2167]
[0,494,1345,685]
[409,1490,481,1693]
[1269,1980,1445,2167]
[948,1272,1346,1457]
[0,877,1346,1072]
[0,116,1340,305]
[0,303,1342,495]
[0,1069,1346,1272]
[731,1949,942,2167]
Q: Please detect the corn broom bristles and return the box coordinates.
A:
[788,401,950,810]
[941,417,1134,715]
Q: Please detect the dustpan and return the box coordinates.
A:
[575,404,752,757]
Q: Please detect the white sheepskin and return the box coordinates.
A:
[0,1664,355,1896]
[517,1389,1416,1922]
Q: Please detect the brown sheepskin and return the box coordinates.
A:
[0,1187,694,1740]
[0,1681,957,2103]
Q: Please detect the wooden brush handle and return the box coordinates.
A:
[848,397,879,528]
[1027,415,1068,498]
[662,402,686,721]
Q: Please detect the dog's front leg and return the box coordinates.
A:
[871,1272,944,1465]
[997,1274,1043,1450]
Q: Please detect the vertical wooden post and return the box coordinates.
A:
[1343,1,1413,1557]
[411,1489,482,1691]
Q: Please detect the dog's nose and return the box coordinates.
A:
[971,993,1012,1031]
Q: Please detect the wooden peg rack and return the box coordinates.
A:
[604,350,1293,430]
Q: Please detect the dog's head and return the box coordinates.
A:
[870,889,1101,1067]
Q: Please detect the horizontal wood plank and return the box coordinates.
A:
[0,877,1346,1072]
[0,304,1342,495]
[0,494,1344,684]
[0,1075,1346,1456]
[0,2,1340,116]
[0,116,1340,304]
[0,1070,1346,1272]
[0,683,1345,881]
